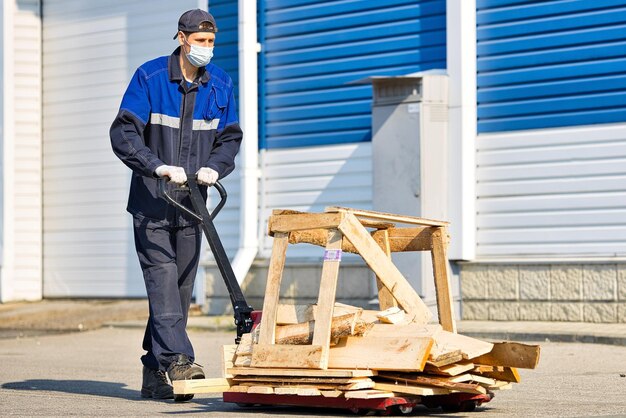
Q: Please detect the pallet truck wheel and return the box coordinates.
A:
[397,405,414,415]
[173,394,194,403]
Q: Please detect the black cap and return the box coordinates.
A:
[173,9,218,39]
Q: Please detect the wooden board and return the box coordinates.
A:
[473,342,541,369]
[345,389,396,399]
[376,307,405,324]
[232,376,370,385]
[272,208,394,229]
[235,333,253,356]
[446,374,497,386]
[426,353,464,368]
[247,386,274,394]
[172,378,231,395]
[430,227,456,332]
[226,385,249,393]
[275,303,367,325]
[473,365,521,383]
[251,344,323,369]
[365,323,441,338]
[222,344,237,379]
[375,229,398,310]
[328,336,433,371]
[274,387,322,396]
[268,213,343,234]
[378,373,486,395]
[338,213,432,324]
[311,229,344,369]
[228,367,376,378]
[257,232,289,345]
[326,206,449,227]
[423,361,475,377]
[373,382,451,396]
[234,355,251,367]
[430,329,494,360]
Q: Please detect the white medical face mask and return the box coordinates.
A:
[184,36,214,67]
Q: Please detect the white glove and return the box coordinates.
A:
[155,165,187,185]
[196,167,219,186]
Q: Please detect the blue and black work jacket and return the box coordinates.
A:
[110,47,242,226]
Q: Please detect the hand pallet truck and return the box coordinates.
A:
[160,176,494,415]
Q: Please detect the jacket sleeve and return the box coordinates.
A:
[110,68,165,177]
[205,86,243,179]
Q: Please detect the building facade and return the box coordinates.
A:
[1,0,625,323]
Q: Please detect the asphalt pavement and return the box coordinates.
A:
[1,300,626,417]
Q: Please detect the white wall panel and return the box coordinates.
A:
[476,123,626,257]
[42,0,204,297]
[1,0,43,301]
[260,143,373,259]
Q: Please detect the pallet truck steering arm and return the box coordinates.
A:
[158,176,254,344]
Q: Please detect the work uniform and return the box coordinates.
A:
[110,47,242,371]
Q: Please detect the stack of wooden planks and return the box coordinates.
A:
[178,303,540,403]
[173,207,539,409]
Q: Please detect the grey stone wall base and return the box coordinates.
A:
[461,263,626,323]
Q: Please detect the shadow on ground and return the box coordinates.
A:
[3,379,143,400]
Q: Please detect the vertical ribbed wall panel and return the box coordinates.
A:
[206,0,241,259]
[10,0,42,300]
[260,142,372,259]
[261,0,447,149]
[476,124,626,257]
[42,0,202,297]
[477,0,626,133]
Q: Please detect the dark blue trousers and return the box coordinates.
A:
[133,215,202,371]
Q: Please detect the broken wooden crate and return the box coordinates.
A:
[175,207,540,408]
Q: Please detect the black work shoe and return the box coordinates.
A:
[141,366,174,399]
[167,354,205,402]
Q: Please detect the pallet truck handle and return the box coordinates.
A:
[157,175,254,344]
[157,177,227,221]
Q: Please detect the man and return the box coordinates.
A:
[110,9,242,401]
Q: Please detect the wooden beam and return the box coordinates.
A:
[288,227,434,253]
[274,312,362,345]
[472,342,541,369]
[326,206,449,227]
[311,229,344,369]
[376,307,406,324]
[376,229,398,310]
[227,367,376,378]
[251,344,324,369]
[431,227,456,333]
[338,213,433,324]
[172,378,231,395]
[328,336,433,371]
[257,232,289,345]
[272,208,394,229]
[268,213,343,234]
